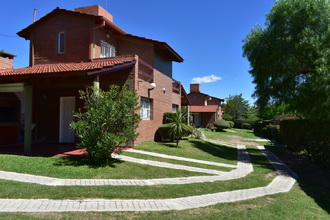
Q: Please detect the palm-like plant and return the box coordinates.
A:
[168,111,192,147]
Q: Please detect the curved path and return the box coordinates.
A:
[0,143,251,186]
[0,140,298,212]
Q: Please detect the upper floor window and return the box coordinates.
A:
[57,31,65,54]
[101,41,116,58]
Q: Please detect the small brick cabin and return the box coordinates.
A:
[0,5,187,151]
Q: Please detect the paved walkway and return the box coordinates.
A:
[0,140,298,212]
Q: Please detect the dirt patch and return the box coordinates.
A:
[217,138,259,146]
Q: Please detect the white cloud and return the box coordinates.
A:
[191,74,222,84]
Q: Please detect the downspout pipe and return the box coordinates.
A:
[89,20,105,61]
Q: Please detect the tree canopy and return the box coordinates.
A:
[243,0,330,119]
[222,94,249,119]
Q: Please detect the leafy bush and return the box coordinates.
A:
[206,123,214,130]
[280,119,330,169]
[227,121,234,128]
[168,111,193,147]
[223,114,233,121]
[254,120,273,132]
[157,124,172,141]
[158,112,193,146]
[190,128,205,139]
[233,119,258,129]
[214,120,230,131]
[70,85,140,163]
[163,112,176,124]
[241,123,252,130]
[262,125,280,141]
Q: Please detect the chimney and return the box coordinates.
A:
[190,84,201,93]
[0,52,16,70]
[74,5,113,22]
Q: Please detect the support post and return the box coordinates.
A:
[187,105,190,125]
[24,85,33,153]
[93,76,100,95]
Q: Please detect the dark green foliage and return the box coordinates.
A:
[258,105,289,120]
[214,120,230,131]
[254,120,273,132]
[243,0,330,119]
[222,114,234,121]
[233,119,258,129]
[163,112,176,124]
[227,121,234,128]
[206,123,214,130]
[280,120,309,152]
[168,111,193,147]
[280,119,330,169]
[241,123,252,130]
[157,124,172,141]
[70,85,140,163]
[222,94,249,119]
[262,125,280,141]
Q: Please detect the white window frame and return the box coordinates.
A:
[100,41,116,58]
[140,98,151,120]
[57,31,65,54]
[172,104,179,113]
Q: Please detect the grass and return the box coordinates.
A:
[0,129,329,219]
[122,151,234,172]
[134,139,237,165]
[0,154,205,179]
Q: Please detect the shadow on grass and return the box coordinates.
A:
[53,155,124,169]
[188,139,237,161]
[267,146,330,214]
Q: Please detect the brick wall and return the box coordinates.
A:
[135,63,181,144]
[0,57,13,70]
[31,14,94,65]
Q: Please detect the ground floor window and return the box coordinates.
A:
[172,104,179,113]
[140,97,152,120]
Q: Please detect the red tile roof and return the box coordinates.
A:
[0,56,136,76]
[190,105,219,113]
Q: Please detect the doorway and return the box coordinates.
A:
[59,97,75,143]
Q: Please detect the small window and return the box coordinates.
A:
[57,32,65,54]
[140,97,152,120]
[172,104,179,113]
[101,41,116,58]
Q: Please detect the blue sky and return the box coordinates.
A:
[0,0,275,105]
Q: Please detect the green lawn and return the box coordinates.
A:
[0,129,329,219]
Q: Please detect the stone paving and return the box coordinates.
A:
[0,139,298,212]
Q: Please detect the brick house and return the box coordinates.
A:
[0,5,187,152]
[188,84,224,127]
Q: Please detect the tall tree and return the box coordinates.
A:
[243,0,330,119]
[222,94,249,119]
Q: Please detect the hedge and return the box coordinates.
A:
[233,119,258,129]
[280,119,330,169]
[157,123,193,141]
[214,120,230,131]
